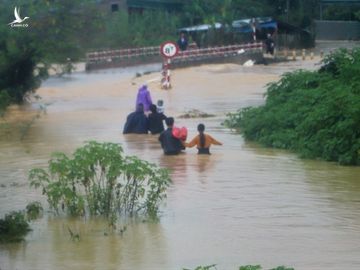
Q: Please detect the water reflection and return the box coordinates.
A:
[195,154,213,174]
[158,153,189,185]
[1,217,169,270]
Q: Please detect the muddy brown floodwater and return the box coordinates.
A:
[1,60,360,270]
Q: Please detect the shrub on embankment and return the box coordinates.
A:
[225,48,360,165]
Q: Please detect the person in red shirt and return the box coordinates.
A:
[183,124,222,154]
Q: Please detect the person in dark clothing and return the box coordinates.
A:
[158,117,185,155]
[123,103,148,134]
[148,104,167,135]
[265,33,275,55]
[177,32,188,51]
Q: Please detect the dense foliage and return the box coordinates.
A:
[0,211,31,243]
[182,0,318,28]
[29,141,171,221]
[99,10,180,49]
[225,49,360,165]
[0,0,103,111]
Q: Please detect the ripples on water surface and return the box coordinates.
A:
[1,62,360,270]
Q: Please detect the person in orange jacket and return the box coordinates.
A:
[183,123,222,154]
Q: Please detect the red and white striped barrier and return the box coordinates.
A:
[173,42,262,60]
[86,46,160,63]
[86,42,263,64]
[161,59,171,90]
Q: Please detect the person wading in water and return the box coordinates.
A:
[183,123,222,154]
[135,84,153,113]
[148,104,167,135]
[123,103,148,134]
[158,117,185,155]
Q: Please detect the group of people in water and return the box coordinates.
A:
[123,84,222,155]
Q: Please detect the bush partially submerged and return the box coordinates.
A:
[29,141,171,221]
[182,265,294,270]
[26,201,43,221]
[178,109,215,119]
[225,48,360,165]
[0,211,31,243]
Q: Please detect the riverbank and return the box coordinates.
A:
[226,48,360,165]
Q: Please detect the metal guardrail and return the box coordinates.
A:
[172,42,263,63]
[86,46,160,63]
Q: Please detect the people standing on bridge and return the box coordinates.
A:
[159,117,185,155]
[265,33,275,55]
[183,123,222,154]
[136,84,153,112]
[148,104,167,135]
[123,103,148,134]
[177,32,188,51]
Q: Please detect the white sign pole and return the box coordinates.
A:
[160,41,178,90]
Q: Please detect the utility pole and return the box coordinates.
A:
[320,2,323,20]
[285,0,290,49]
[286,0,290,23]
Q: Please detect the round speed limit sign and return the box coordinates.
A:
[160,41,179,58]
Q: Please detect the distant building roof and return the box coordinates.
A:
[178,17,278,34]
[232,17,277,33]
[178,23,223,33]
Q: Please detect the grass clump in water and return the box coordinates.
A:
[225,48,360,165]
[182,265,294,270]
[26,201,43,221]
[0,211,31,243]
[178,109,215,119]
[183,264,217,270]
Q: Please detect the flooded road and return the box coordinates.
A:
[1,60,360,270]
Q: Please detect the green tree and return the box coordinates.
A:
[0,0,103,109]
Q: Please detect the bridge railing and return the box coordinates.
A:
[86,46,160,63]
[172,42,263,62]
[86,42,263,64]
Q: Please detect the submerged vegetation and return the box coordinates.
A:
[182,265,294,270]
[29,141,171,223]
[0,201,43,243]
[0,211,31,243]
[225,49,360,165]
[26,201,43,221]
[178,109,216,119]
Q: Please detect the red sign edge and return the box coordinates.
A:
[160,41,179,58]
